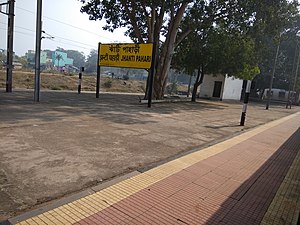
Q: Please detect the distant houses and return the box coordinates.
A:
[26,50,78,72]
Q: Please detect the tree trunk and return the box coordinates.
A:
[143,70,151,100]
[191,65,205,102]
[187,74,192,98]
[145,2,189,100]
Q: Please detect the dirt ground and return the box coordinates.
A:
[0,70,146,93]
[0,89,299,221]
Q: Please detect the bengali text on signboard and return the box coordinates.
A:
[98,43,153,69]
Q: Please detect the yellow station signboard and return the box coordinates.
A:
[98,43,153,69]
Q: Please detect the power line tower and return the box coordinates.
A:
[0,0,15,92]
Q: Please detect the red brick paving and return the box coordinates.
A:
[75,115,300,225]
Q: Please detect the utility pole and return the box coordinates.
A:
[291,32,300,104]
[6,0,15,93]
[34,0,42,102]
[266,40,280,110]
[292,49,300,99]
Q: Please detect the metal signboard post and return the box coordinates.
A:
[97,43,155,107]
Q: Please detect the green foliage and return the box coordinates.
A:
[0,52,5,64]
[123,75,129,80]
[173,28,260,81]
[166,82,178,95]
[103,79,112,88]
[65,50,85,68]
[85,49,98,73]
[248,0,299,90]
[80,0,299,98]
[294,77,300,92]
[18,56,28,67]
[79,0,255,98]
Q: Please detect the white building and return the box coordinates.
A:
[262,88,300,104]
[199,74,243,100]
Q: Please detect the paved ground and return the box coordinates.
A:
[0,89,299,221]
[8,110,300,225]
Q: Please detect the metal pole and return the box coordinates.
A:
[148,42,156,108]
[286,42,298,109]
[266,41,280,110]
[78,67,84,94]
[34,0,42,102]
[96,43,101,98]
[6,0,15,93]
[291,49,300,99]
[240,80,251,126]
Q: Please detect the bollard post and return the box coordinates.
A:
[240,80,251,126]
[78,67,84,94]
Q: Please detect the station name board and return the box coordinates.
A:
[98,43,153,69]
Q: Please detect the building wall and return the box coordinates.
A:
[263,89,291,101]
[222,76,243,100]
[52,51,74,67]
[199,74,243,100]
[26,50,47,65]
[40,51,47,65]
[199,74,225,98]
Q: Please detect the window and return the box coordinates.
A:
[279,91,285,98]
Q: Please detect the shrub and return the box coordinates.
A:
[166,82,178,95]
[103,79,112,88]
[123,75,129,80]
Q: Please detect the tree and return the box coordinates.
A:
[85,49,98,73]
[18,56,28,68]
[55,48,86,68]
[173,24,260,101]
[247,0,299,94]
[55,53,63,68]
[79,0,252,99]
[0,51,6,65]
[80,0,299,99]
[65,50,85,69]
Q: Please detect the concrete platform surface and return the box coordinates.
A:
[4,104,300,224]
[0,90,299,223]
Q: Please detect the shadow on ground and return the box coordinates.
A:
[0,90,226,126]
[206,128,300,225]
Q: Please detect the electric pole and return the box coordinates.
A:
[6,0,15,93]
[34,0,42,102]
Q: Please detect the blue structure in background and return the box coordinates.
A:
[52,51,74,67]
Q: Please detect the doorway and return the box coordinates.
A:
[213,81,222,98]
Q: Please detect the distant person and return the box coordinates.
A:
[286,95,293,109]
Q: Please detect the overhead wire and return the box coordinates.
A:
[2,5,127,52]
[16,6,114,41]
[0,27,33,37]
[0,21,96,50]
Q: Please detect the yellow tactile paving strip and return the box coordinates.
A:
[15,112,300,225]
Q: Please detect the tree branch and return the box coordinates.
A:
[170,1,175,20]
[175,29,192,48]
[120,0,144,43]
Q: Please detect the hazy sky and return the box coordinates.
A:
[0,0,131,56]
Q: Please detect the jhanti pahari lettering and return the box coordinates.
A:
[121,55,135,62]
[136,55,151,62]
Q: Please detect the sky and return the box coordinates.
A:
[0,0,132,57]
